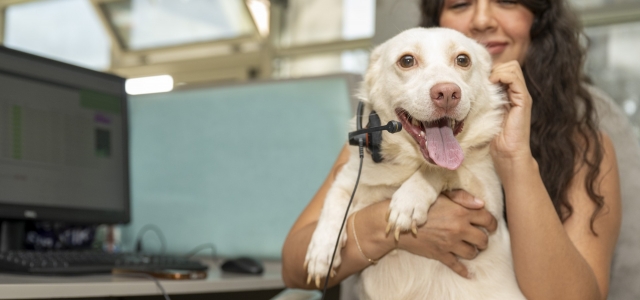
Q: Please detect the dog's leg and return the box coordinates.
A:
[387,168,443,240]
[304,176,355,287]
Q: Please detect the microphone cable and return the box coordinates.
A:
[111,272,170,300]
[321,139,365,300]
[135,224,167,254]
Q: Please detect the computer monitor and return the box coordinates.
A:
[0,46,130,225]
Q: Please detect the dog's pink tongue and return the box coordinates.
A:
[425,126,464,170]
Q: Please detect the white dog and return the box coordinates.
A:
[304,28,525,299]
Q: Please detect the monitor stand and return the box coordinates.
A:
[0,221,26,251]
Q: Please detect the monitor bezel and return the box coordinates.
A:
[0,46,131,225]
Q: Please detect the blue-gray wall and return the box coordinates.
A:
[124,75,356,259]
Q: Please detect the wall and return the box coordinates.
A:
[124,74,358,259]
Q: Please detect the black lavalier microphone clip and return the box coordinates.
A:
[348,121,403,144]
[347,102,403,162]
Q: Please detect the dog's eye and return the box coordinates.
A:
[398,55,416,68]
[456,54,471,67]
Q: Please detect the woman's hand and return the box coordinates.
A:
[489,60,534,167]
[395,190,498,278]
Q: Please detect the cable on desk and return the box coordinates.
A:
[135,224,167,254]
[112,273,171,300]
[185,243,218,264]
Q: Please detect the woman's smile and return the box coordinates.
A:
[481,41,508,55]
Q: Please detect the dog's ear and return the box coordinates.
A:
[367,43,384,69]
[358,44,385,103]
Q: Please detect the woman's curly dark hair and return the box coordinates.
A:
[420,0,604,234]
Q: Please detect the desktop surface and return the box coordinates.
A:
[0,259,284,299]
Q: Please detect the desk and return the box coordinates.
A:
[0,260,285,299]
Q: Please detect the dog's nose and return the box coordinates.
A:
[430,83,461,111]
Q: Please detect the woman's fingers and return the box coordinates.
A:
[462,225,490,251]
[489,61,531,106]
[440,253,469,278]
[442,189,484,209]
[489,60,534,162]
[451,241,479,260]
[395,195,497,279]
[491,60,524,77]
[440,191,497,234]
[469,209,498,233]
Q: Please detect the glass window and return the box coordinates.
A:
[278,0,375,47]
[4,0,111,71]
[570,0,640,10]
[341,49,370,75]
[343,0,375,40]
[585,21,640,139]
[274,49,370,78]
[571,0,607,10]
[273,0,375,79]
[100,0,257,50]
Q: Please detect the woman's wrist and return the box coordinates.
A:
[493,153,539,183]
[352,200,397,261]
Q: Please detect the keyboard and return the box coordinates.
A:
[0,250,209,275]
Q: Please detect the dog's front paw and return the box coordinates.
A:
[387,191,430,240]
[304,227,346,287]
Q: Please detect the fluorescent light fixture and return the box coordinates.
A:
[247,0,269,36]
[125,75,174,95]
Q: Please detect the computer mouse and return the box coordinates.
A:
[220,257,264,275]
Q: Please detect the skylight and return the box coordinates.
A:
[99,0,258,51]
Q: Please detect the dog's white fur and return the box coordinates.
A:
[305,28,525,299]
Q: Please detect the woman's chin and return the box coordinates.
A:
[490,52,527,66]
[490,55,507,65]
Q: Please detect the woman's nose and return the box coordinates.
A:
[470,1,497,33]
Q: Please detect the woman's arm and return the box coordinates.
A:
[281,145,381,288]
[490,61,621,300]
[282,145,498,288]
[497,134,620,300]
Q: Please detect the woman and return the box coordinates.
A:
[282,1,622,299]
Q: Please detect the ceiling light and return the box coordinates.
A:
[125,75,174,95]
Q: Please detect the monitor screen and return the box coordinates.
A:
[0,47,129,224]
